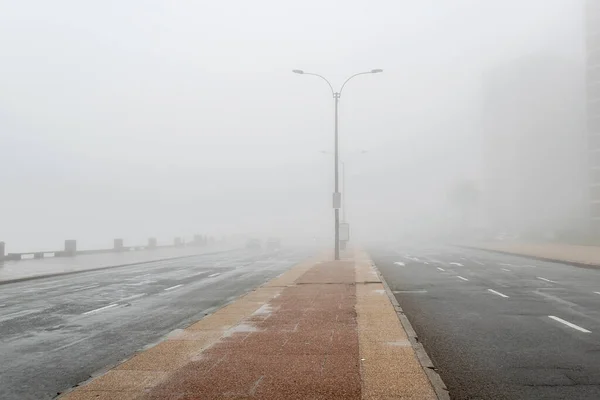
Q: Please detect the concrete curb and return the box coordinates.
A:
[371,259,450,400]
[0,249,236,286]
[460,245,600,270]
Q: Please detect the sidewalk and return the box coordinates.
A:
[59,251,441,400]
[469,242,600,268]
[0,246,232,284]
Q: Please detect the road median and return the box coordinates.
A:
[59,250,442,399]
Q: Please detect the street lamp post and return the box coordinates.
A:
[320,150,367,223]
[341,161,346,223]
[293,69,382,260]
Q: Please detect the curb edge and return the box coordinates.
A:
[371,259,450,400]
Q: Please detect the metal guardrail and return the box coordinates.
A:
[0,235,212,261]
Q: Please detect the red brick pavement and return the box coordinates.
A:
[143,261,360,400]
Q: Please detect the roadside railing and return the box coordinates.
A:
[0,234,212,261]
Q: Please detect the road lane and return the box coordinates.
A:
[0,247,312,400]
[0,245,234,283]
[372,243,600,400]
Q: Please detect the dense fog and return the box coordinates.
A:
[0,0,589,251]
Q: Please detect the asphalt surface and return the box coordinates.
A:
[0,247,312,400]
[0,245,232,283]
[371,243,600,400]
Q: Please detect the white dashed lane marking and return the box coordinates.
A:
[164,284,184,291]
[487,289,509,298]
[537,277,556,284]
[208,273,221,278]
[437,267,445,272]
[501,268,511,272]
[83,304,119,315]
[0,309,42,322]
[456,276,469,281]
[548,316,591,333]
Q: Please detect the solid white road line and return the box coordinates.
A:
[537,277,556,283]
[208,273,221,277]
[501,268,511,272]
[456,276,469,281]
[437,267,445,272]
[450,262,464,267]
[83,304,119,315]
[548,316,591,333]
[164,284,183,291]
[487,289,509,298]
[394,262,405,266]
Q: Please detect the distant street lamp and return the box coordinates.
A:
[294,69,382,260]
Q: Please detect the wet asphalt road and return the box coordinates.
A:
[0,247,312,400]
[372,244,600,400]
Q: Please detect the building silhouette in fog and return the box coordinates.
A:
[587,0,600,235]
[481,56,586,238]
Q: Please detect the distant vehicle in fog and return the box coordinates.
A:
[246,238,261,250]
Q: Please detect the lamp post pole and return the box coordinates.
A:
[293,69,382,260]
[334,91,340,259]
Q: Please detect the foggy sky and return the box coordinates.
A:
[0,0,586,251]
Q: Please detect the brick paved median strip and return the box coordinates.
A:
[60,252,438,399]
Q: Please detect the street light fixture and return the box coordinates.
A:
[293,69,382,260]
